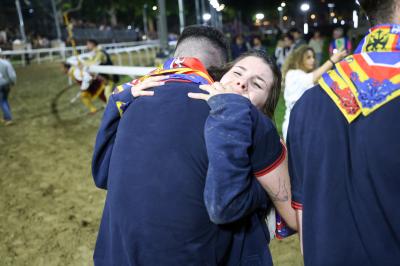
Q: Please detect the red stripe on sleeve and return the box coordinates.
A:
[291,201,303,210]
[254,140,287,178]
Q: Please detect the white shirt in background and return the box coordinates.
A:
[282,69,314,140]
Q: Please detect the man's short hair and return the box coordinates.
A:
[87,39,98,46]
[176,25,228,61]
[358,0,397,24]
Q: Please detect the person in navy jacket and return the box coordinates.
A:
[287,0,400,265]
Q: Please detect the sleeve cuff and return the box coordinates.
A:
[254,140,286,178]
[291,200,303,210]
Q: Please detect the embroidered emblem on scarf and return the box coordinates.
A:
[319,24,400,123]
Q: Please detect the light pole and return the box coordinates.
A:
[157,0,168,52]
[209,1,217,28]
[201,0,206,19]
[50,0,62,41]
[178,0,185,33]
[195,0,201,24]
[15,0,27,43]
[143,4,149,39]
[300,3,310,34]
[278,6,283,30]
[216,4,225,30]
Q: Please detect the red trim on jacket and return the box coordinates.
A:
[291,201,303,210]
[254,140,287,178]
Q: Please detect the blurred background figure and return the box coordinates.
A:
[275,33,294,70]
[0,48,16,126]
[251,35,266,52]
[281,45,347,139]
[231,34,249,59]
[0,30,7,45]
[62,62,106,114]
[84,39,119,100]
[289,28,306,49]
[329,27,352,56]
[308,31,324,66]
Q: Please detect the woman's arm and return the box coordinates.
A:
[256,155,297,230]
[312,49,347,83]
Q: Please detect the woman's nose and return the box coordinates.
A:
[236,81,247,91]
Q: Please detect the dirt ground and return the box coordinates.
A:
[0,62,303,265]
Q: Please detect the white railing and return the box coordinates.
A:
[1,40,161,66]
[70,40,177,78]
[88,65,156,77]
[66,43,160,67]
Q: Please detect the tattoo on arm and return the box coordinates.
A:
[266,177,289,202]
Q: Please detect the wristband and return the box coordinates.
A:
[328,58,336,65]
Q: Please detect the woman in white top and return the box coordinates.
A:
[281,45,347,140]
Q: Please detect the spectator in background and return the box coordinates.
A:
[281,45,347,139]
[275,33,294,70]
[231,34,248,59]
[0,30,7,44]
[308,30,324,66]
[0,49,17,126]
[289,28,306,49]
[329,27,352,55]
[251,36,266,52]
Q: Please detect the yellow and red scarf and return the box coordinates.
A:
[319,24,400,123]
[113,57,213,95]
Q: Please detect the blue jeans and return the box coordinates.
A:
[0,85,12,121]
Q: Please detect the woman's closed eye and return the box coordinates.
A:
[253,81,262,89]
[233,71,242,76]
